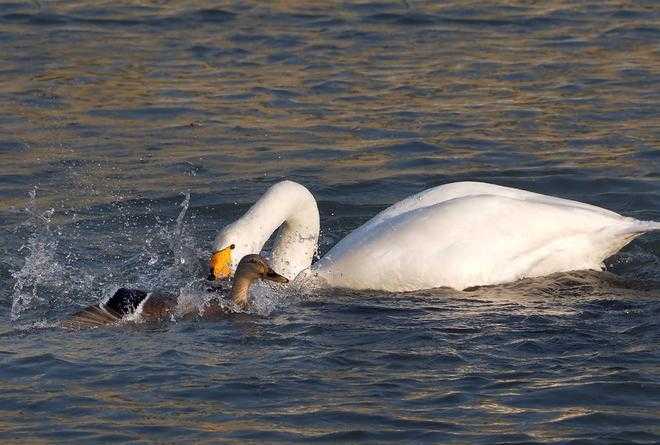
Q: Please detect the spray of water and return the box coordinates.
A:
[11,190,58,320]
[10,189,295,326]
[146,192,208,291]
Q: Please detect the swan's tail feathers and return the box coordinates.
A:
[633,220,660,233]
[619,220,660,235]
[62,305,122,329]
[644,220,660,231]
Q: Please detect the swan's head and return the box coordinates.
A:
[209,222,258,281]
[208,243,235,281]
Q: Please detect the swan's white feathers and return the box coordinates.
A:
[213,180,319,280]
[618,219,660,235]
[215,181,659,291]
[314,192,633,291]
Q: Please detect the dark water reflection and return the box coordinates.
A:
[1,1,659,443]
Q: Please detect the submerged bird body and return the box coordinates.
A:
[63,288,175,328]
[211,181,660,291]
[65,255,287,328]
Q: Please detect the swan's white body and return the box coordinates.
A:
[213,181,659,291]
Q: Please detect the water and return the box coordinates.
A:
[1,1,659,443]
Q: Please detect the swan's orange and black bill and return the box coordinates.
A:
[208,245,233,280]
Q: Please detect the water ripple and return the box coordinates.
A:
[1,0,659,443]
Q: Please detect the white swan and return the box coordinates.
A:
[209,181,659,291]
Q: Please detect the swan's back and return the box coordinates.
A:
[364,181,619,226]
[313,182,648,291]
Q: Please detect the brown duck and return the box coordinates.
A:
[64,255,287,328]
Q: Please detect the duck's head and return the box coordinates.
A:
[233,254,289,284]
[231,254,289,309]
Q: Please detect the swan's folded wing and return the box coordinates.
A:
[363,181,620,232]
[315,193,634,291]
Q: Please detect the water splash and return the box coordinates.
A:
[10,188,62,321]
[154,193,301,318]
[9,188,95,322]
[109,192,205,296]
[249,282,300,316]
[175,279,223,317]
[9,189,293,325]
[173,192,190,262]
[147,193,205,290]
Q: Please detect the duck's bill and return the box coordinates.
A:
[208,246,233,281]
[265,268,289,283]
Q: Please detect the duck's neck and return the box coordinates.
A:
[238,181,320,280]
[231,277,251,308]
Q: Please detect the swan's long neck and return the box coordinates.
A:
[233,181,320,280]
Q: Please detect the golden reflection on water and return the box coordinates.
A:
[1,1,658,211]
[0,4,658,444]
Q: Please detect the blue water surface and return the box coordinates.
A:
[0,1,659,443]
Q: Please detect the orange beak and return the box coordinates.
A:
[208,246,233,280]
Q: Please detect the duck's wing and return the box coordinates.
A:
[63,304,122,329]
[63,288,153,329]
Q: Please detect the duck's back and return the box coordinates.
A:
[312,182,643,291]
